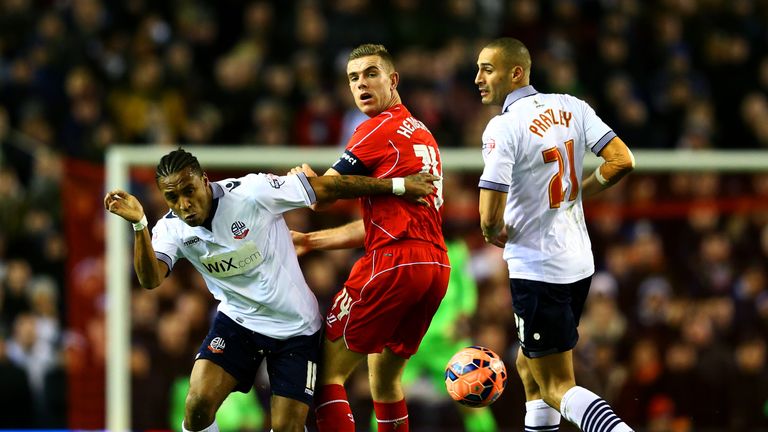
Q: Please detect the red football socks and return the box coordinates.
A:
[373,399,409,432]
[315,384,355,432]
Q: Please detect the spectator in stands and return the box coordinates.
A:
[0,1,766,429]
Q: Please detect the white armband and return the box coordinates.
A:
[594,166,609,186]
[392,177,406,195]
[627,147,636,168]
[133,214,148,231]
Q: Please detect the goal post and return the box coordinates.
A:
[105,145,768,431]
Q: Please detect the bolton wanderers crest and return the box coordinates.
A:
[208,337,225,354]
[231,221,250,239]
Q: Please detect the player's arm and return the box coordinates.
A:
[104,190,168,289]
[582,136,635,198]
[479,189,508,248]
[288,164,337,210]
[313,167,341,211]
[291,220,365,256]
[306,170,437,205]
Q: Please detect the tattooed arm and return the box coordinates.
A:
[307,172,438,205]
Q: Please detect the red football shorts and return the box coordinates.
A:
[325,241,450,358]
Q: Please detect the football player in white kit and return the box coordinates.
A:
[475,38,636,432]
[104,148,438,432]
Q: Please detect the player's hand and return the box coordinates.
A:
[104,189,145,223]
[289,163,318,177]
[290,230,312,257]
[403,173,440,206]
[483,226,508,248]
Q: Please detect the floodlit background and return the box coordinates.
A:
[1,0,767,431]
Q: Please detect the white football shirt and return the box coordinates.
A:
[479,85,616,284]
[151,172,322,339]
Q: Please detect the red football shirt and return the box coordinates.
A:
[332,104,446,251]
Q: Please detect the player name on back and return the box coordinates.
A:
[396,116,430,139]
[528,108,572,138]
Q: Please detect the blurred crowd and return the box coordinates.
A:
[1,0,768,430]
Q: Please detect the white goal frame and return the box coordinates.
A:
[105,145,768,431]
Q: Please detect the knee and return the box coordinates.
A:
[369,376,401,401]
[270,414,304,432]
[184,391,217,430]
[539,382,573,410]
[515,354,529,377]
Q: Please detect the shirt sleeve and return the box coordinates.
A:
[331,149,371,175]
[580,99,617,156]
[246,172,316,214]
[332,115,391,175]
[478,116,514,192]
[151,216,180,271]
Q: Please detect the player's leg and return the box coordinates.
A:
[367,249,449,432]
[512,278,633,432]
[369,343,426,431]
[368,348,409,432]
[516,345,543,399]
[524,349,577,411]
[314,335,367,432]
[185,312,262,432]
[558,279,632,432]
[368,348,407,401]
[516,347,561,432]
[270,396,310,432]
[525,350,633,432]
[184,359,238,431]
[314,282,371,432]
[267,330,323,432]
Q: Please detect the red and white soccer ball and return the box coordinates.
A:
[444,346,507,407]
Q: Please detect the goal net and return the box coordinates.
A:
[105,145,768,431]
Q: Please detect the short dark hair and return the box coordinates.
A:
[485,38,531,72]
[155,148,203,181]
[348,44,395,71]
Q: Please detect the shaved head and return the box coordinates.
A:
[484,38,531,76]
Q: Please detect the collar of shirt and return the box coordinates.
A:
[201,182,224,231]
[502,85,538,113]
[211,182,224,199]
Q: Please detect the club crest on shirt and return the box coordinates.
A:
[231,221,249,239]
[208,337,225,354]
[265,173,284,189]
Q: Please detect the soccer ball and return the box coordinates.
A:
[444,346,507,407]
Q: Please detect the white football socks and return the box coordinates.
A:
[525,398,561,431]
[560,386,633,432]
[182,419,219,432]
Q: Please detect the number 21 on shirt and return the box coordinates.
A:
[413,144,443,209]
[542,139,578,209]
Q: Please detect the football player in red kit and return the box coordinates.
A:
[291,43,449,432]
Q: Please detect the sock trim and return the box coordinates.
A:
[582,399,620,432]
[525,399,552,410]
[580,398,602,430]
[560,386,579,414]
[376,414,409,424]
[315,398,350,410]
[525,426,559,431]
[604,417,622,431]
